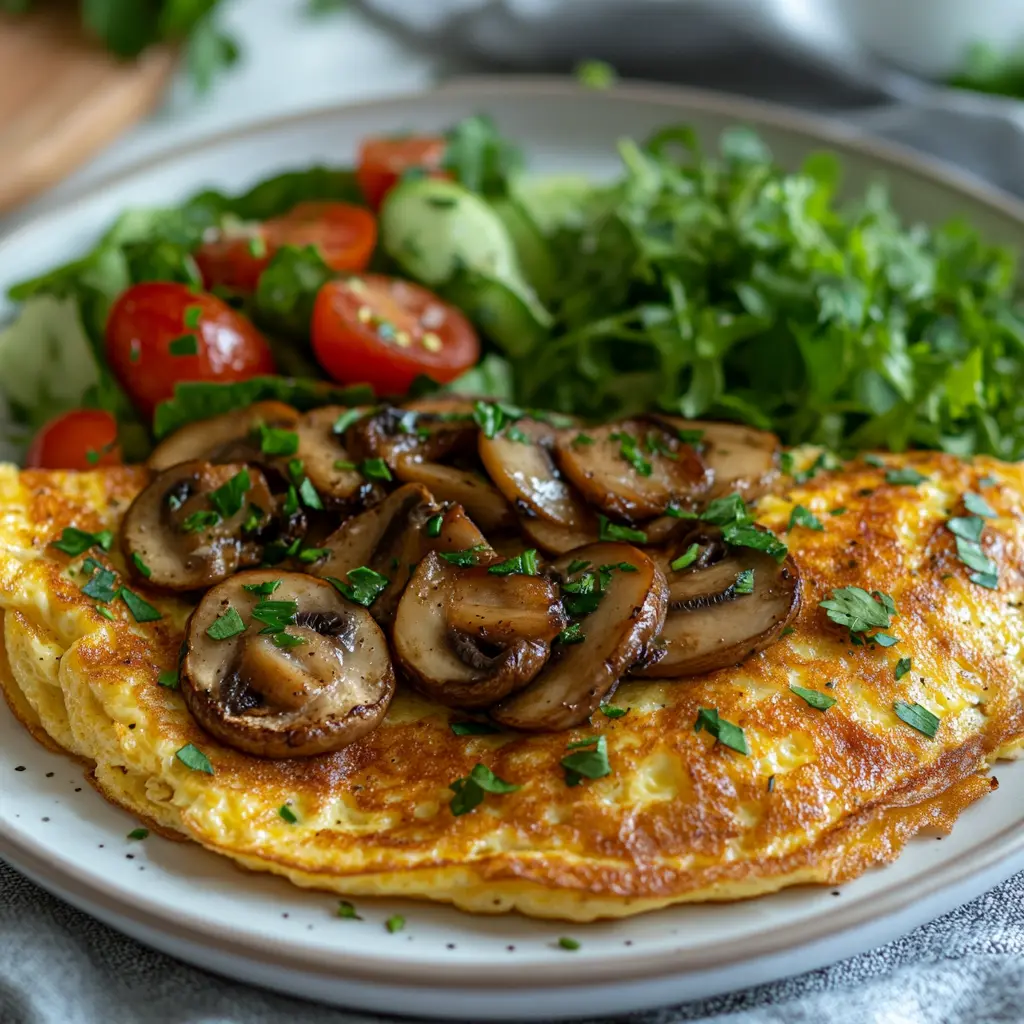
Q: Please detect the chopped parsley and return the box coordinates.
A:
[157,670,179,689]
[670,544,701,572]
[789,685,836,711]
[208,470,252,519]
[425,514,443,538]
[609,431,652,477]
[449,763,521,815]
[360,457,392,482]
[472,400,523,439]
[333,460,357,471]
[327,566,390,607]
[697,493,788,561]
[51,527,113,556]
[297,546,329,564]
[243,579,280,595]
[385,915,406,934]
[819,586,895,633]
[676,428,705,445]
[82,567,119,603]
[885,467,928,486]
[332,408,366,435]
[272,631,307,648]
[206,606,246,640]
[893,700,940,738]
[561,735,611,786]
[121,588,162,623]
[298,477,323,511]
[599,705,629,719]
[440,546,487,568]
[131,553,152,579]
[487,549,539,576]
[863,454,886,468]
[572,433,594,446]
[505,425,530,444]
[557,623,586,645]
[947,516,984,542]
[175,743,214,774]
[256,423,299,457]
[251,598,298,634]
[694,707,748,755]
[597,515,647,544]
[830,507,847,516]
[127,828,149,840]
[895,656,912,680]
[872,633,900,647]
[278,805,298,824]
[788,505,824,531]
[94,605,116,620]
[242,505,264,533]
[964,492,996,518]
[450,721,501,736]
[168,334,199,357]
[183,304,202,329]
[181,510,221,533]
[557,937,581,951]
[248,236,267,258]
[336,901,362,920]
[566,559,591,574]
[734,569,755,594]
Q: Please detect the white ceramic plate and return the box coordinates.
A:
[2,78,1024,1022]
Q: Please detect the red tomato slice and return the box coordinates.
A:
[311,274,479,396]
[25,409,122,471]
[194,201,377,292]
[356,136,448,210]
[106,282,276,419]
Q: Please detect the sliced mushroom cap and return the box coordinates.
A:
[121,461,281,590]
[553,420,711,520]
[632,548,801,678]
[518,515,600,556]
[392,551,564,708]
[313,483,495,624]
[181,571,394,758]
[649,416,780,502]
[148,402,300,472]
[490,543,668,731]
[345,403,476,468]
[393,457,516,533]
[293,407,383,509]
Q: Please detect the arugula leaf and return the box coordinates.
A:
[443,116,522,198]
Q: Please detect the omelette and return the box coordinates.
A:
[1,406,1023,922]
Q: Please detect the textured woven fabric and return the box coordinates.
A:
[5,2,1024,1021]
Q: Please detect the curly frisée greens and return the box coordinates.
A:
[3,115,1024,464]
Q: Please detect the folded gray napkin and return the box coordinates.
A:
[5,3,1024,1023]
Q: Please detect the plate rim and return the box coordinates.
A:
[2,74,1024,990]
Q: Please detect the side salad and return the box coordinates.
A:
[4,114,1024,471]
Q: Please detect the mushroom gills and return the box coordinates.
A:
[490,543,668,732]
[392,552,562,708]
[179,571,395,758]
[121,460,277,590]
[632,549,801,678]
[314,483,495,623]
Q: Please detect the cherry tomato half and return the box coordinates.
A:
[106,282,276,419]
[194,201,378,292]
[311,274,479,396]
[356,136,448,210]
[26,409,122,471]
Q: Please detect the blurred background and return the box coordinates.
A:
[4,0,1024,224]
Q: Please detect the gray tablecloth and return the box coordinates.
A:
[6,3,1024,1022]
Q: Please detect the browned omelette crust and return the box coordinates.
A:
[0,455,1021,919]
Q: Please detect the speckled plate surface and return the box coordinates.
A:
[2,78,1024,1021]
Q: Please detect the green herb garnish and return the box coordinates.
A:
[157,670,179,689]
[597,515,647,544]
[360,457,392,482]
[789,685,836,711]
[121,588,161,623]
[327,566,389,607]
[670,544,701,571]
[561,735,611,786]
[175,743,214,774]
[487,549,539,576]
[820,586,895,633]
[278,805,298,824]
[694,707,748,755]
[449,764,521,815]
[51,527,113,556]
[450,721,501,736]
[425,514,443,538]
[336,901,361,920]
[789,505,824,532]
[886,467,928,486]
[206,606,246,640]
[893,700,940,738]
[895,656,912,680]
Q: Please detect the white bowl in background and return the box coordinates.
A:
[824,0,1024,79]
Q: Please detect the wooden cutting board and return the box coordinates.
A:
[0,4,176,213]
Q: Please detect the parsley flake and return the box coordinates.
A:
[885,467,928,486]
[121,588,162,623]
[157,670,179,689]
[256,423,299,457]
[894,700,940,738]
[895,656,912,680]
[450,721,501,736]
[206,606,246,640]
[670,544,701,571]
[332,408,366,435]
[51,527,113,556]
[425,514,443,538]
[789,685,836,711]
[558,623,586,645]
[964,492,996,518]
[449,764,521,815]
[599,705,629,719]
[278,805,298,824]
[487,550,539,576]
[82,567,119,603]
[561,735,611,786]
[127,827,149,840]
[789,505,824,531]
[168,334,198,357]
[820,586,895,633]
[558,936,581,951]
[734,569,755,594]
[360,457,392,482]
[385,915,406,934]
[131,552,152,579]
[243,580,280,595]
[183,305,202,329]
[597,515,647,544]
[298,477,323,511]
[694,708,748,755]
[175,743,214,774]
[336,901,362,920]
[327,566,390,607]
